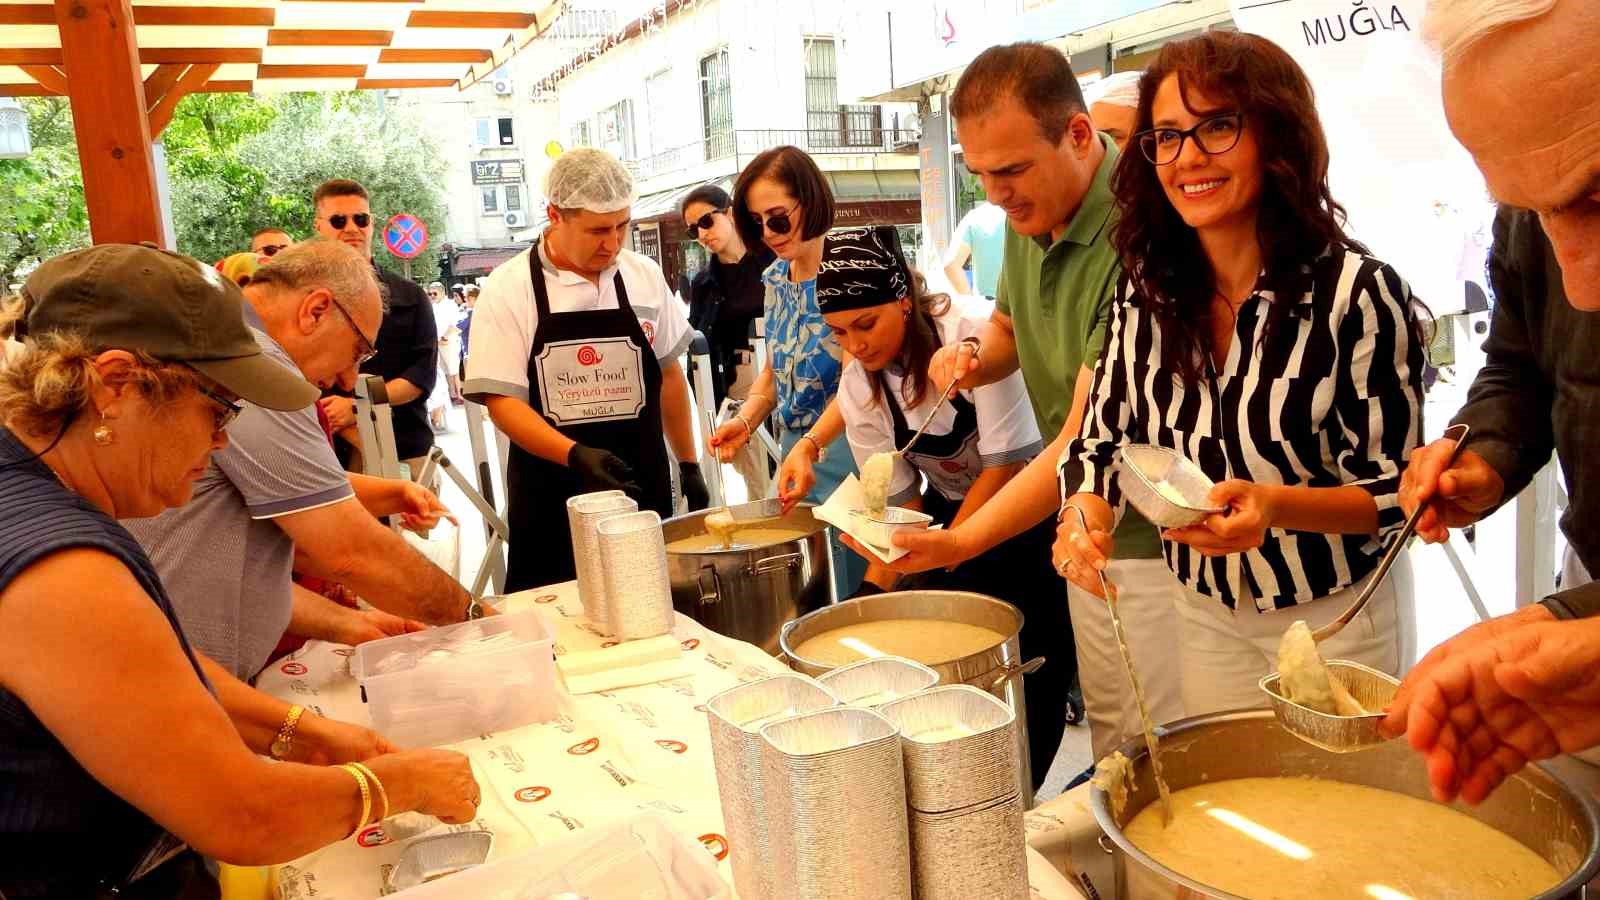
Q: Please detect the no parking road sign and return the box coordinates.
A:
[384,213,428,259]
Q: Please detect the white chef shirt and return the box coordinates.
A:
[463,240,693,403]
[839,298,1043,505]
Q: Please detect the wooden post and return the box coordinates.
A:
[54,0,164,246]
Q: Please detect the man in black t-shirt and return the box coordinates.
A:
[309,178,439,485]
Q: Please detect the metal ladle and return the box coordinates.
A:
[1071,505,1172,825]
[1265,423,1471,752]
[895,379,959,457]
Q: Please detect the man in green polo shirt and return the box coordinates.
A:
[892,42,1182,764]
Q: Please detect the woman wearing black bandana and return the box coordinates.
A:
[801,225,1074,790]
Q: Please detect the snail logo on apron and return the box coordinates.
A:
[535,336,646,426]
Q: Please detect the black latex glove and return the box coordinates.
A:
[568,444,641,497]
[680,462,710,512]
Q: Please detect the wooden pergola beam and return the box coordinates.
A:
[18,65,68,95]
[142,62,186,111]
[54,0,164,246]
[147,62,218,138]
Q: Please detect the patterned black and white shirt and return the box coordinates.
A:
[1061,245,1426,612]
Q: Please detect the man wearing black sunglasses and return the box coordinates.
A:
[251,226,293,258]
[310,178,440,488]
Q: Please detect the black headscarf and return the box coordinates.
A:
[816,226,912,314]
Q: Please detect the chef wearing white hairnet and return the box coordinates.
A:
[464,147,708,590]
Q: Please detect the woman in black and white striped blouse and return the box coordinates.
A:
[1055,31,1428,715]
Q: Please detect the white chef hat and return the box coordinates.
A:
[544,147,636,214]
[1085,71,1144,111]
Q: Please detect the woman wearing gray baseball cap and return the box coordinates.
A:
[0,245,479,899]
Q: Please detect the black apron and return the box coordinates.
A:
[504,241,673,592]
[884,380,1074,790]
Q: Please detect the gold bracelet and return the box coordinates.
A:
[349,762,389,822]
[270,705,305,761]
[339,764,371,838]
[736,414,754,438]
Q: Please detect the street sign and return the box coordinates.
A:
[384,213,428,259]
[470,159,525,185]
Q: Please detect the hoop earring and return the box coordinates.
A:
[93,413,115,446]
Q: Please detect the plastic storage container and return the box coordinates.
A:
[351,608,557,747]
[386,814,730,900]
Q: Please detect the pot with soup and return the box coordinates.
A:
[779,590,1042,805]
[662,502,834,655]
[1091,709,1600,899]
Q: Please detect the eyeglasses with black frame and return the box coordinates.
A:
[1136,112,1246,166]
[325,294,378,367]
[324,213,372,230]
[686,208,727,239]
[196,384,244,431]
[747,202,801,236]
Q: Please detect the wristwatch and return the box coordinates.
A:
[270,704,305,761]
[465,598,488,620]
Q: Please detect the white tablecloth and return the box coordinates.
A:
[261,583,1084,899]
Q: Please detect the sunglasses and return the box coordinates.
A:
[324,213,372,230]
[196,384,244,432]
[259,244,289,257]
[686,209,725,239]
[748,202,800,237]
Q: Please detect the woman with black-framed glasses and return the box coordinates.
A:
[1056,31,1431,715]
[706,146,868,598]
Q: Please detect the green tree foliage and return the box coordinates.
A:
[0,99,89,288]
[0,90,448,288]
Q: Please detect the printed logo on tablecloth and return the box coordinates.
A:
[332,648,354,657]
[514,786,552,803]
[492,745,528,774]
[700,833,730,861]
[356,826,391,848]
[567,737,600,755]
[656,739,688,754]
[600,761,635,787]
[535,593,558,604]
[548,811,583,831]
[280,661,308,676]
[680,638,700,651]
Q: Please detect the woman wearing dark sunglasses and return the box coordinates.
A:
[681,184,775,410]
[1056,31,1430,714]
[707,146,867,598]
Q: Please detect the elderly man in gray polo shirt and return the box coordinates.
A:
[127,239,477,683]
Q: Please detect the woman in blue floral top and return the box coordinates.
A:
[708,146,867,596]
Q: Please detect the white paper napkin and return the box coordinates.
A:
[557,634,688,694]
[815,475,941,565]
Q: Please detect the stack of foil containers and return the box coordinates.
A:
[706,660,1027,900]
[880,685,1029,900]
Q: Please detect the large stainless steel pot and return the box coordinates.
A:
[1091,710,1600,899]
[779,590,1043,806]
[663,502,834,656]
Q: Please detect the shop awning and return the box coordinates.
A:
[451,244,525,276]
[0,0,568,98]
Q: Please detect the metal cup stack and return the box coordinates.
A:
[567,491,636,632]
[595,510,675,641]
[759,707,913,900]
[816,656,939,709]
[707,675,838,900]
[878,685,1028,900]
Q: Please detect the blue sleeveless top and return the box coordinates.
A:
[0,426,212,898]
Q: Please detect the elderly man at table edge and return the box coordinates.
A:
[874,43,1183,764]
[126,240,484,700]
[1382,0,1600,806]
[465,147,708,592]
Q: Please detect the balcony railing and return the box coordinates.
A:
[629,125,921,183]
